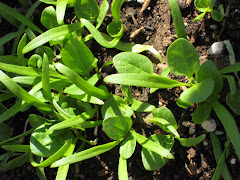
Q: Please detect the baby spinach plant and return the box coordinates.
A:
[194,0,225,22]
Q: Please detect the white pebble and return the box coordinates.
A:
[215,131,224,136]
[209,41,225,55]
[137,0,145,4]
[203,140,208,146]
[230,158,236,165]
[201,118,217,132]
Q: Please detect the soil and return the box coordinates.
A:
[0,0,240,179]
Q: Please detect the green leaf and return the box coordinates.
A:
[133,131,174,159]
[210,133,232,180]
[178,78,214,104]
[50,108,98,130]
[41,6,59,29]
[226,90,240,115]
[150,118,180,138]
[42,54,52,103]
[30,124,74,157]
[1,145,31,152]
[101,96,133,120]
[121,85,133,104]
[80,18,122,48]
[0,70,52,112]
[168,0,187,39]
[29,114,46,128]
[104,73,190,89]
[211,10,224,22]
[131,99,156,112]
[193,12,206,22]
[51,140,121,167]
[119,132,136,159]
[56,0,68,25]
[96,0,109,29]
[107,20,125,38]
[141,134,174,171]
[111,0,125,21]
[178,134,206,147]
[39,0,57,5]
[74,0,99,21]
[0,123,10,141]
[1,152,29,170]
[196,60,223,93]
[61,38,95,76]
[167,38,200,77]
[22,23,81,54]
[152,107,177,130]
[212,100,240,159]
[118,156,128,180]
[103,116,132,140]
[30,140,72,167]
[0,2,42,33]
[220,62,240,74]
[113,52,153,74]
[55,63,111,100]
[192,102,212,124]
[0,30,25,47]
[194,0,215,12]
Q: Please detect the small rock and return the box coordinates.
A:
[215,130,224,135]
[210,24,218,30]
[137,0,145,4]
[203,140,208,146]
[201,118,217,132]
[209,41,225,55]
[230,158,236,165]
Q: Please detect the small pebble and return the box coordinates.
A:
[137,0,145,4]
[210,24,218,30]
[201,118,217,132]
[209,41,225,55]
[230,158,236,165]
[215,130,224,136]
[203,140,208,146]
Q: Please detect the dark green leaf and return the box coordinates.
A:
[142,134,174,171]
[0,123,10,141]
[192,102,212,124]
[178,79,214,104]
[61,38,95,76]
[196,60,223,93]
[212,100,240,159]
[103,116,132,140]
[220,62,240,74]
[167,38,200,77]
[30,124,74,157]
[178,134,206,147]
[1,145,30,152]
[211,10,224,22]
[226,90,240,115]
[74,0,99,21]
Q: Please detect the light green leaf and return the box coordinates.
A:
[193,12,206,21]
[51,140,121,167]
[220,62,240,74]
[118,156,128,180]
[113,52,153,74]
[119,131,136,159]
[74,0,99,20]
[111,0,125,21]
[56,0,68,25]
[96,0,109,29]
[101,96,133,120]
[42,54,52,103]
[104,73,190,89]
[1,145,31,152]
[22,23,81,54]
[41,6,59,29]
[131,99,156,112]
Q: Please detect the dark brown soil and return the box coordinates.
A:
[1,0,240,179]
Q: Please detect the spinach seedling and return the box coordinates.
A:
[194,0,225,22]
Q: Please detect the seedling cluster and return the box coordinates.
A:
[0,0,239,179]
